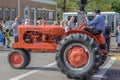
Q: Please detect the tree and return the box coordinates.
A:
[53,0,119,19]
[53,0,79,19]
[111,0,120,13]
[85,0,112,12]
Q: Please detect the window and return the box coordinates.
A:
[25,10,28,15]
[31,9,34,19]
[11,8,16,20]
[47,12,49,20]
[49,12,53,20]
[36,10,38,19]
[39,11,42,19]
[24,6,29,19]
[5,8,10,20]
[0,8,2,20]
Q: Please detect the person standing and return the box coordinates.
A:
[0,28,4,50]
[11,18,20,42]
[5,29,11,48]
[103,21,111,52]
[1,20,6,33]
[17,16,22,25]
[116,22,120,51]
[0,22,2,30]
[68,16,75,30]
[25,19,31,25]
[60,20,65,28]
[52,21,58,26]
[64,21,70,32]
[1,20,6,46]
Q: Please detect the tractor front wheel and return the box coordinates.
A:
[8,49,28,69]
[23,50,31,67]
[56,33,102,79]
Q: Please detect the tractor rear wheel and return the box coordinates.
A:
[8,49,28,69]
[56,33,102,79]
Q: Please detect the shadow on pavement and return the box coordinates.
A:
[101,69,120,80]
[89,68,120,80]
[26,67,60,72]
[110,49,119,53]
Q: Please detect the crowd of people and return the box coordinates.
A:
[0,20,11,50]
[116,22,120,51]
[0,9,120,52]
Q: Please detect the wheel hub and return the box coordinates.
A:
[10,53,23,67]
[68,46,88,67]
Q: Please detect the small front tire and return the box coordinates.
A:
[8,49,28,69]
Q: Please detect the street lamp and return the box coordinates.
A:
[77,0,88,26]
[43,7,46,20]
[18,0,20,17]
[34,8,37,26]
[77,0,88,12]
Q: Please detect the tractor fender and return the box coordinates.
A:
[64,30,104,45]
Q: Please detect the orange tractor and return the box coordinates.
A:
[8,0,107,79]
[8,23,107,79]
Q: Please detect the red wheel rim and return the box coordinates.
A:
[68,46,88,68]
[10,52,23,67]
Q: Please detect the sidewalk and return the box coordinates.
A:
[1,36,119,52]
[108,36,120,61]
[0,37,14,51]
[109,36,117,53]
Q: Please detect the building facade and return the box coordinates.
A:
[0,0,57,21]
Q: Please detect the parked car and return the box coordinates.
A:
[46,21,53,26]
[46,21,60,26]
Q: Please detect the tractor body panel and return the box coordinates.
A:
[9,23,108,79]
[12,24,106,52]
[65,29,106,45]
[12,25,64,52]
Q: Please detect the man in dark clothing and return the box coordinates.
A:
[85,9,105,35]
[103,21,111,52]
[0,24,2,31]
[85,9,107,62]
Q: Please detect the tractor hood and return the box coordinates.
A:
[18,25,65,36]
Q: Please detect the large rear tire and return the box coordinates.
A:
[56,33,102,79]
[8,49,28,69]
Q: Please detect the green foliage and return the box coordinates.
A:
[86,0,112,12]
[54,0,79,19]
[111,0,120,13]
[53,0,120,19]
